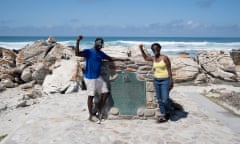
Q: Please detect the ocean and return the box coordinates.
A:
[1,36,240,57]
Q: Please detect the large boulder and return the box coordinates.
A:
[32,63,51,84]
[197,50,238,82]
[21,66,33,82]
[20,39,75,64]
[20,40,51,63]
[42,59,83,94]
[230,49,240,65]
[170,55,199,82]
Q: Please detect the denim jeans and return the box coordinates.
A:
[153,78,170,115]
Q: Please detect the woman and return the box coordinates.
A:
[139,43,174,122]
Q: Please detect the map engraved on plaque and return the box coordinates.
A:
[110,72,146,115]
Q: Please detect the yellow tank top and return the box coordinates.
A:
[153,60,169,78]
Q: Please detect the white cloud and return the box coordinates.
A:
[186,20,201,29]
[0,21,239,37]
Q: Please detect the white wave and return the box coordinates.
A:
[58,40,93,49]
[108,40,153,46]
[1,39,239,54]
[58,40,75,46]
[107,40,240,51]
[0,41,34,50]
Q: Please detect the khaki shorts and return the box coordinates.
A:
[84,76,108,96]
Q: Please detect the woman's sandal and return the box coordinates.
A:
[157,115,167,123]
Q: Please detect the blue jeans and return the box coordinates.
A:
[153,78,170,115]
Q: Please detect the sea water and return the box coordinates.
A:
[1,36,240,57]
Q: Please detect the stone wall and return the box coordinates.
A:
[100,60,161,119]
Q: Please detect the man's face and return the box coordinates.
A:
[95,40,104,50]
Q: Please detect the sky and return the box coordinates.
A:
[0,0,240,37]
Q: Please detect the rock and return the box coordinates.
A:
[32,85,43,98]
[137,107,145,116]
[178,52,191,58]
[194,73,209,84]
[103,45,129,58]
[21,66,33,82]
[20,81,36,89]
[32,63,50,84]
[16,100,30,108]
[44,44,74,61]
[0,84,6,92]
[1,79,15,88]
[0,69,14,81]
[21,40,49,63]
[146,102,157,109]
[109,107,119,115]
[144,109,155,117]
[171,55,199,82]
[0,58,13,70]
[230,49,240,65]
[42,59,82,94]
[1,49,17,65]
[64,81,79,94]
[47,36,57,43]
[16,50,24,66]
[197,50,238,82]
[130,45,150,59]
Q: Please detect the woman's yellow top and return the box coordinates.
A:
[153,60,169,78]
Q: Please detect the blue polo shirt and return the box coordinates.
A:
[83,48,110,79]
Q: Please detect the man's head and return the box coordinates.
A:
[94,37,104,50]
[151,43,161,58]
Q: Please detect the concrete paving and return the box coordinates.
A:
[1,86,240,144]
[186,91,240,135]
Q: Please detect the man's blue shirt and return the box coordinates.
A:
[83,48,109,79]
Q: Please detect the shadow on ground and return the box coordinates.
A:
[168,98,189,121]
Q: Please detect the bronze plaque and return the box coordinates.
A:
[110,72,146,115]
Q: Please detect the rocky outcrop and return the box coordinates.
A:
[1,38,240,122]
[203,88,240,115]
[197,50,238,82]
[1,38,240,95]
[0,37,76,93]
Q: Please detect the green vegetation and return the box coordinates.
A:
[0,134,8,142]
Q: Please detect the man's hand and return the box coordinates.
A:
[77,35,83,41]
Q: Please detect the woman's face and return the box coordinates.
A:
[152,45,160,57]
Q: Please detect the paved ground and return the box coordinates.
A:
[1,86,240,144]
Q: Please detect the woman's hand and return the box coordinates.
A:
[139,44,144,50]
[169,80,174,91]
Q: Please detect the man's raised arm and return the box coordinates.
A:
[75,35,84,57]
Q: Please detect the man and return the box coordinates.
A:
[75,35,129,123]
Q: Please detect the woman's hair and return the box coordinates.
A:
[151,43,161,51]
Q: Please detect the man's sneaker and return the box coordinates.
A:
[96,119,101,124]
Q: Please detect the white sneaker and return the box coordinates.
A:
[96,119,101,124]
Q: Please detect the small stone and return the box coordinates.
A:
[109,107,119,115]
